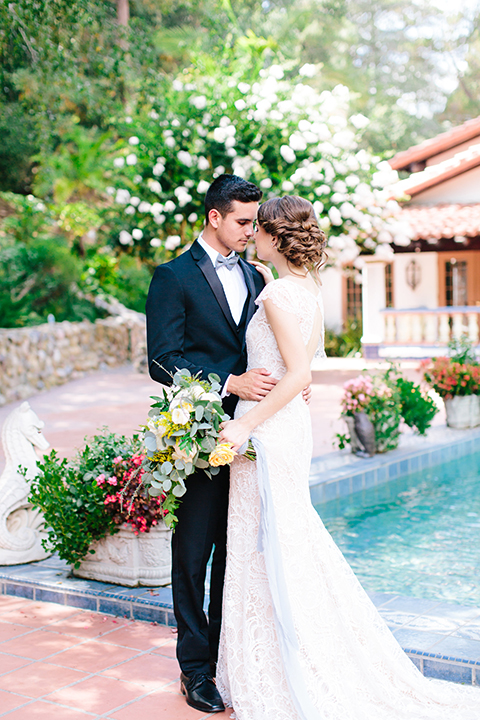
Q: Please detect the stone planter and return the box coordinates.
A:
[344,411,400,456]
[444,395,480,430]
[73,523,172,587]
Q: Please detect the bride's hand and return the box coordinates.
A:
[219,418,251,453]
[249,261,275,284]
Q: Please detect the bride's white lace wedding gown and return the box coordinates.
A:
[216,278,480,720]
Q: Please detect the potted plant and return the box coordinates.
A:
[422,339,480,429]
[28,430,171,586]
[339,367,438,455]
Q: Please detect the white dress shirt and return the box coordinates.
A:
[197,234,249,397]
[197,235,248,324]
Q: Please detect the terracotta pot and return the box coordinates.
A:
[444,395,480,430]
[73,522,171,587]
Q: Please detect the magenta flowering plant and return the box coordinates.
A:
[96,453,164,535]
[29,430,164,568]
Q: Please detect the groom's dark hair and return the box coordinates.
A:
[204,174,262,224]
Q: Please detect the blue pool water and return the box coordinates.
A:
[315,451,480,606]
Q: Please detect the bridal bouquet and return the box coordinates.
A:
[141,368,236,529]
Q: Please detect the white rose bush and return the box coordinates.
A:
[104,57,412,271]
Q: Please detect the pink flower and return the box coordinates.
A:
[113,456,123,464]
[96,474,106,486]
[107,476,118,486]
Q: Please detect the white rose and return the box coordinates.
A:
[165,235,181,251]
[150,238,161,247]
[138,201,151,213]
[164,200,176,213]
[171,406,190,425]
[328,207,343,226]
[129,136,139,145]
[260,178,272,189]
[113,157,125,168]
[197,180,210,194]
[190,95,207,109]
[132,228,143,240]
[280,145,296,164]
[126,153,137,165]
[119,230,132,245]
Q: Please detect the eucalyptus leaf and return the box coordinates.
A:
[195,457,209,468]
[163,478,172,492]
[148,408,160,417]
[201,436,216,452]
[171,429,186,436]
[150,479,164,489]
[144,436,157,451]
[142,472,153,484]
[161,461,173,474]
[148,486,163,497]
[153,470,162,481]
[208,373,221,384]
[184,461,193,474]
[164,436,175,447]
[172,484,187,497]
[190,421,198,435]
[174,458,185,470]
[210,466,220,475]
[195,405,204,422]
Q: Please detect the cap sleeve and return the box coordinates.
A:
[255,280,297,314]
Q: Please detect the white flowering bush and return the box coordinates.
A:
[104,58,412,270]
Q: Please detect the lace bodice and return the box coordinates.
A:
[246,278,325,380]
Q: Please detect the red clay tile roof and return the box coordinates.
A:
[389,116,480,170]
[394,142,480,197]
[399,204,480,241]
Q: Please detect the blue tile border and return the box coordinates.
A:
[309,427,480,504]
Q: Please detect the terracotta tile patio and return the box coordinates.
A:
[0,596,231,719]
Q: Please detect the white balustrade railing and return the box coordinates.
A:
[381,307,480,345]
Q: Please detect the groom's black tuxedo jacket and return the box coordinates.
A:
[146,240,265,411]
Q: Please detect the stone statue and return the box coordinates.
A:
[0,401,51,564]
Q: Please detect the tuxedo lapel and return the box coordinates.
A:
[190,241,239,336]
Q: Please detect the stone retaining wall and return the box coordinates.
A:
[0,313,146,406]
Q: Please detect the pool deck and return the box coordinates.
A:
[2,556,480,688]
[2,360,480,698]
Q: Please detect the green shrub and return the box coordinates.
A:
[395,375,438,435]
[29,431,141,568]
[0,235,104,327]
[324,318,363,357]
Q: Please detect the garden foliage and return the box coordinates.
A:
[28,430,163,567]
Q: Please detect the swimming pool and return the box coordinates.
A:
[315,450,480,607]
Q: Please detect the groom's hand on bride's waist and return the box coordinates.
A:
[227,368,278,402]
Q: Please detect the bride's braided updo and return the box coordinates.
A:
[257,196,327,272]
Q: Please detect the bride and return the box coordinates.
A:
[217,195,480,720]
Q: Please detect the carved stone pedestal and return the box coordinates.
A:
[73,523,172,587]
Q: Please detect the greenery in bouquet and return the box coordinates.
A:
[29,430,164,568]
[141,368,238,530]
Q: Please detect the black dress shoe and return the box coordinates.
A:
[180,671,225,713]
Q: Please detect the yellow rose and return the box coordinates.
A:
[209,442,237,467]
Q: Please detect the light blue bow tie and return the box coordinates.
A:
[215,253,239,271]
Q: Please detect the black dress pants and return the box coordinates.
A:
[171,464,230,677]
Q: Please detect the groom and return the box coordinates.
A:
[146,174,273,713]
